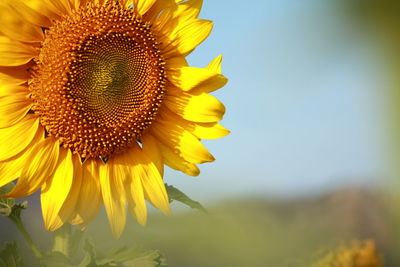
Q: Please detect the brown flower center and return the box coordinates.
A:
[29,2,166,159]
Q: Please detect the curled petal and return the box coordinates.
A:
[151,119,215,164]
[165,89,226,123]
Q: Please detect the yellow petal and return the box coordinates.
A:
[7,137,59,198]
[189,122,230,139]
[0,127,43,188]
[111,150,147,225]
[141,134,164,176]
[131,145,170,215]
[68,0,83,10]
[133,0,157,15]
[142,0,175,23]
[153,6,177,32]
[48,0,72,16]
[173,0,202,24]
[41,149,74,231]
[70,159,101,226]
[151,119,214,164]
[168,66,227,92]
[0,65,31,86]
[0,93,33,128]
[156,139,200,176]
[0,2,44,42]
[153,1,203,39]
[99,161,127,239]
[7,0,52,28]
[206,54,223,73]
[166,56,188,69]
[118,146,147,225]
[0,116,39,161]
[53,154,83,225]
[162,108,230,139]
[165,89,226,123]
[162,19,213,58]
[191,55,227,93]
[126,171,147,226]
[25,0,61,22]
[0,84,30,97]
[0,158,22,188]
[0,36,38,66]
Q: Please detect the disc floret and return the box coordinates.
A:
[30,2,166,159]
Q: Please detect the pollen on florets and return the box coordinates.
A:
[29,2,166,159]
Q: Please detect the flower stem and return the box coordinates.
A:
[53,223,72,257]
[8,214,43,259]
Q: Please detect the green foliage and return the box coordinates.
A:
[37,237,167,267]
[40,251,73,267]
[0,242,24,267]
[165,184,206,213]
[78,239,167,267]
[28,238,167,267]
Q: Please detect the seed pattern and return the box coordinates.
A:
[29,2,166,159]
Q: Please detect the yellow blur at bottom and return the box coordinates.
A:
[312,240,383,267]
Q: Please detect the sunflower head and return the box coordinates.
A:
[30,2,167,159]
[0,0,228,238]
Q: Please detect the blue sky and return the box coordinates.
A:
[166,0,390,201]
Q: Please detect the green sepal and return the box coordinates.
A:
[0,183,27,218]
[0,183,16,217]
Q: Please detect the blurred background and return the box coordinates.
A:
[2,0,400,266]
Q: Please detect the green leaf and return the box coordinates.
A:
[0,183,15,217]
[40,251,73,267]
[165,184,207,213]
[122,250,167,267]
[80,239,167,267]
[77,239,97,267]
[0,242,24,267]
[98,246,167,267]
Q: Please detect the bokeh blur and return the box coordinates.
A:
[2,0,400,266]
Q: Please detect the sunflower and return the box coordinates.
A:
[312,240,384,267]
[0,0,228,237]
